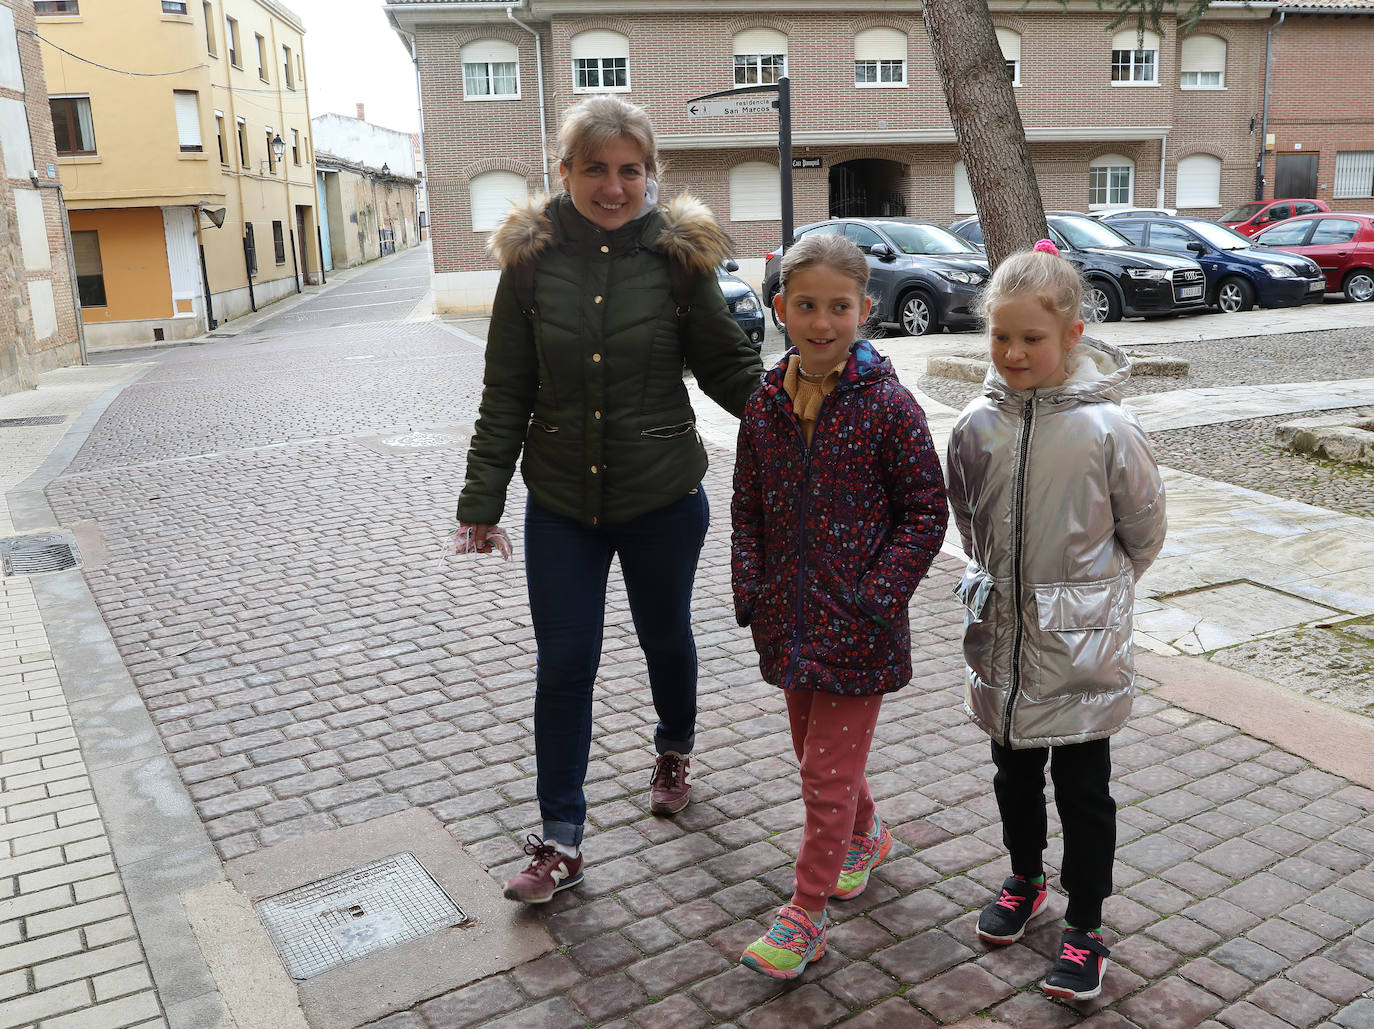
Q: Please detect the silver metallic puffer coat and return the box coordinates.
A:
[947,337,1166,749]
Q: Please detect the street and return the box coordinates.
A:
[1,243,1372,1029]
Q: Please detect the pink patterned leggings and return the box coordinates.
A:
[785,690,884,912]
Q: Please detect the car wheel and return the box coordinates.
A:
[1216,276,1255,314]
[1081,280,1121,324]
[1342,268,1374,303]
[898,290,938,336]
[766,289,784,330]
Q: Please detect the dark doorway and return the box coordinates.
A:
[296,205,311,283]
[829,159,907,219]
[1275,153,1318,198]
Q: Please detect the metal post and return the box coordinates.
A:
[316,225,326,284]
[289,227,301,293]
[243,233,257,312]
[198,243,216,330]
[778,76,793,254]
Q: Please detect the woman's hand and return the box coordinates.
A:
[455,523,513,561]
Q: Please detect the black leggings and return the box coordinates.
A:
[991,737,1115,930]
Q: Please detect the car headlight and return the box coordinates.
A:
[938,269,981,284]
[1263,263,1298,279]
[732,293,761,315]
[1125,267,1169,281]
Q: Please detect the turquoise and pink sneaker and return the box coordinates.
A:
[740,904,827,979]
[834,815,892,900]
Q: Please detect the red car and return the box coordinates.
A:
[1254,212,1374,303]
[1220,198,1330,237]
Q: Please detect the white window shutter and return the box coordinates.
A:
[1111,28,1160,50]
[729,162,781,222]
[461,39,518,65]
[734,28,787,56]
[854,28,907,62]
[995,28,1021,63]
[470,171,529,232]
[1176,154,1221,207]
[1333,151,1374,199]
[174,92,202,149]
[1180,34,1225,75]
[571,30,629,61]
[953,161,975,214]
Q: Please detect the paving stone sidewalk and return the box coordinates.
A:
[5,315,1373,1028]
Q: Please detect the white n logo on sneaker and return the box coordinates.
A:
[550,866,568,885]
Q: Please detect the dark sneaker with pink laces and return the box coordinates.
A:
[977,874,1049,944]
[650,751,691,814]
[1042,927,1110,1000]
[502,834,583,904]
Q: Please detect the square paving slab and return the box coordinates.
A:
[1138,581,1345,654]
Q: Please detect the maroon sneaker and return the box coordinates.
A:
[650,751,692,814]
[503,835,583,904]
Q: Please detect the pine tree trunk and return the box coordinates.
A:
[922,0,1047,270]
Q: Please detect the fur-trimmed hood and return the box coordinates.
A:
[487,192,733,276]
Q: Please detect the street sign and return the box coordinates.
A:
[687,95,777,118]
[792,157,822,169]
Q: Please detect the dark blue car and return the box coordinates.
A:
[1108,216,1326,313]
[717,261,764,350]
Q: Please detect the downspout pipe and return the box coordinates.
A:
[1158,133,1167,209]
[1258,10,1285,200]
[507,5,551,194]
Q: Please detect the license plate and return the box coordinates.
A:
[1179,286,1202,299]
[1308,279,1325,292]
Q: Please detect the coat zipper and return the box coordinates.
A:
[1002,396,1036,744]
[782,383,835,690]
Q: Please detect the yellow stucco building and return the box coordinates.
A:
[38,0,319,346]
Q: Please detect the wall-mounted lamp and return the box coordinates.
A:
[198,204,227,228]
[261,134,287,175]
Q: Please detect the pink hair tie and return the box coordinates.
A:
[1033,239,1060,256]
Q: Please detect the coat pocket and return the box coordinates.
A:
[953,561,995,620]
[953,561,1000,687]
[1024,574,1134,701]
[1034,578,1127,632]
[639,420,695,439]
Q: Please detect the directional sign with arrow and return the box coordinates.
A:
[686,96,778,118]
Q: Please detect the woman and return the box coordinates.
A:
[456,95,763,904]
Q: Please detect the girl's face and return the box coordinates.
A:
[774,264,873,376]
[560,135,647,232]
[988,294,1084,391]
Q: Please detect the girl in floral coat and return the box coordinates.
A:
[732,234,948,978]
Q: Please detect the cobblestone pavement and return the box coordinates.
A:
[6,263,1371,1028]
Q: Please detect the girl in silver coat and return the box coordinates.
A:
[947,240,1166,1003]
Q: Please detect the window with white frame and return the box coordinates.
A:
[729,161,781,222]
[572,30,629,93]
[1180,34,1225,88]
[854,28,907,87]
[1176,154,1221,207]
[1089,153,1135,208]
[173,89,203,152]
[733,28,787,85]
[1334,151,1374,198]
[461,39,519,100]
[996,28,1021,85]
[953,161,975,214]
[1111,28,1159,84]
[470,171,529,231]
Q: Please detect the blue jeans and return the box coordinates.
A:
[525,487,709,848]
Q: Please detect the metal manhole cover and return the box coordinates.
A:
[1,533,81,576]
[255,852,467,980]
[0,416,66,428]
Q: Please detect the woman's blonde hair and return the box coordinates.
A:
[779,232,870,296]
[979,247,1084,327]
[558,95,658,177]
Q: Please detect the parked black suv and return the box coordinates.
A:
[763,218,989,335]
[948,213,1208,322]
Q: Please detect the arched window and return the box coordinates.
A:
[854,28,907,87]
[1180,34,1226,88]
[1110,28,1160,84]
[461,39,519,100]
[469,171,529,232]
[1089,153,1135,208]
[729,161,780,222]
[571,30,630,93]
[734,28,787,86]
[995,28,1021,86]
[1176,154,1221,208]
[953,161,975,214]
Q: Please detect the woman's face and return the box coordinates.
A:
[560,135,648,232]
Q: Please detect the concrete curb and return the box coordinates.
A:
[1141,650,1374,790]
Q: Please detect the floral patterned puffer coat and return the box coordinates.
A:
[731,339,948,696]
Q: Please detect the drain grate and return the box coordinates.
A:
[1,533,81,576]
[255,852,467,981]
[0,416,67,428]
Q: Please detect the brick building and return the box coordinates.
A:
[383,0,1374,312]
[1,0,81,398]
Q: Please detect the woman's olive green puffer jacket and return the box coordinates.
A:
[457,192,764,528]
